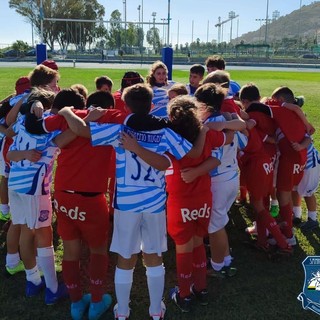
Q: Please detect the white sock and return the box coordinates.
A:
[224,255,233,267]
[114,267,133,317]
[146,265,165,316]
[0,204,10,215]
[271,199,279,206]
[25,265,42,285]
[37,246,58,293]
[6,252,20,268]
[293,206,302,219]
[210,259,224,271]
[308,211,317,221]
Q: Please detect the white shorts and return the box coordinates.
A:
[9,189,53,229]
[294,164,320,197]
[110,209,167,259]
[208,174,239,233]
[0,137,9,178]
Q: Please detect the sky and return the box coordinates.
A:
[0,0,316,48]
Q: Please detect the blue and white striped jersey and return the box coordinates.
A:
[306,142,320,170]
[8,114,60,195]
[149,82,174,118]
[90,122,192,213]
[205,114,247,181]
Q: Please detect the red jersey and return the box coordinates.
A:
[165,130,225,198]
[221,98,241,115]
[44,109,126,193]
[113,90,128,114]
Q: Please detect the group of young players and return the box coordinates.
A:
[0,55,319,320]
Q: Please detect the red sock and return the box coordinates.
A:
[279,204,293,238]
[192,244,207,292]
[62,260,82,302]
[239,186,248,201]
[257,209,287,249]
[176,252,193,298]
[89,254,108,303]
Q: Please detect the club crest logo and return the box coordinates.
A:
[38,210,49,222]
[297,256,320,315]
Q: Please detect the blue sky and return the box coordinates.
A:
[0,0,315,48]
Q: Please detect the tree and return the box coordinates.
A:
[126,22,137,49]
[9,0,105,51]
[146,27,160,52]
[107,10,123,50]
[12,40,30,56]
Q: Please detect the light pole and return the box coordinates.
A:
[161,18,166,45]
[265,0,269,44]
[229,11,236,43]
[167,0,171,46]
[123,0,127,52]
[152,12,157,50]
[137,5,141,26]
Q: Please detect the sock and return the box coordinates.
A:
[279,204,293,238]
[176,252,193,298]
[89,253,108,303]
[25,265,42,285]
[308,211,317,221]
[62,260,82,302]
[293,206,302,219]
[114,267,133,317]
[257,209,288,249]
[239,186,247,201]
[0,204,10,214]
[6,252,20,268]
[37,246,58,293]
[224,255,233,267]
[271,199,279,206]
[146,265,165,316]
[36,256,42,274]
[210,259,224,272]
[192,244,207,292]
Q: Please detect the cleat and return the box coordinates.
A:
[270,205,279,218]
[45,282,69,305]
[150,301,166,320]
[268,235,297,246]
[292,217,302,226]
[26,279,45,297]
[6,260,25,276]
[0,211,10,222]
[224,265,237,277]
[245,221,269,237]
[71,294,91,320]
[169,286,192,313]
[274,245,293,257]
[88,293,112,320]
[207,260,237,278]
[234,199,247,207]
[190,284,208,306]
[113,303,130,320]
[300,218,319,232]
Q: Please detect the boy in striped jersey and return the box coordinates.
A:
[58,83,205,320]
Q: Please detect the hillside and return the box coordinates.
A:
[237,1,320,44]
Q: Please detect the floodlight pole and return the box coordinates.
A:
[40,0,44,43]
[264,0,269,44]
[167,0,171,46]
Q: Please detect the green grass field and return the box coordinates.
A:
[0,67,319,320]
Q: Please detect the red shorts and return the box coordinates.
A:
[167,194,212,245]
[276,154,306,192]
[242,155,273,199]
[54,190,110,248]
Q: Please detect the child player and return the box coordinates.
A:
[186,64,205,96]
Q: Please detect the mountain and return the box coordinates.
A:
[236,1,320,44]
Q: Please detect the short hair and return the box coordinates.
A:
[27,87,55,110]
[122,84,153,115]
[52,89,86,110]
[95,76,113,90]
[203,70,230,91]
[146,60,168,87]
[271,86,295,104]
[71,84,88,100]
[167,96,201,143]
[86,91,115,109]
[239,83,260,102]
[205,55,226,70]
[167,83,188,97]
[28,65,59,87]
[190,64,205,76]
[121,71,144,91]
[194,83,225,113]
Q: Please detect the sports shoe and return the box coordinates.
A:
[150,301,166,320]
[45,282,69,305]
[6,260,25,276]
[292,217,302,226]
[245,221,269,237]
[0,211,10,221]
[26,279,45,297]
[268,235,297,246]
[71,294,91,320]
[207,260,237,278]
[113,303,130,320]
[88,293,112,320]
[270,205,279,218]
[169,286,192,313]
[300,218,319,232]
[190,284,208,306]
